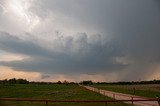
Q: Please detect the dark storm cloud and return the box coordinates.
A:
[35,0,160,80]
[32,0,160,35]
[0,31,126,73]
[0,0,160,80]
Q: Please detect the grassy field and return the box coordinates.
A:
[0,84,128,106]
[92,84,160,98]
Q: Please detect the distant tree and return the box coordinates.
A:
[57,81,62,84]
[16,79,29,84]
[1,79,8,84]
[81,80,93,85]
[63,80,69,85]
[8,78,16,84]
[69,82,76,84]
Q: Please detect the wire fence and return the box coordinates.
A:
[0,98,159,106]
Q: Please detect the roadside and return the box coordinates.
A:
[81,85,159,106]
[92,84,160,98]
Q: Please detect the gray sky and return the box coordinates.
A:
[0,0,160,82]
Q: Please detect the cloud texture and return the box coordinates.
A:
[0,0,160,81]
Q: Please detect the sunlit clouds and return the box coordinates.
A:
[0,66,42,81]
[0,0,40,33]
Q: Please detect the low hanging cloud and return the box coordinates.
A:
[0,31,126,74]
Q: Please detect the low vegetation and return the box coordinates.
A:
[92,84,160,98]
[0,84,128,106]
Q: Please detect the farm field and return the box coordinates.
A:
[0,84,128,106]
[92,84,160,98]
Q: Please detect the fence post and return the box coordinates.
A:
[158,98,160,106]
[46,101,48,106]
[113,94,114,99]
[113,94,115,106]
[105,102,108,106]
[131,97,133,106]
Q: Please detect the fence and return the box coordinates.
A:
[0,98,159,106]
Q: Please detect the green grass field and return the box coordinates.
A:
[0,84,128,106]
[92,84,160,98]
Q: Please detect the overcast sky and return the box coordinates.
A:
[0,0,160,82]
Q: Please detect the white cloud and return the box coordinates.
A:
[0,53,26,62]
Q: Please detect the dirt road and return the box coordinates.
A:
[82,85,159,106]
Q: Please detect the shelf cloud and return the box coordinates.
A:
[0,0,160,81]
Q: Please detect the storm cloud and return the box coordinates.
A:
[0,31,125,74]
[0,0,160,81]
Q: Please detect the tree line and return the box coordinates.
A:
[0,78,159,85]
[80,80,160,85]
[95,80,160,85]
[0,78,29,84]
[0,78,76,85]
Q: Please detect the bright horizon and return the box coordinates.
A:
[0,0,160,82]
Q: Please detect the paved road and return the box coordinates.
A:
[82,85,159,106]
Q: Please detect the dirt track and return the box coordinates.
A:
[82,85,159,106]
